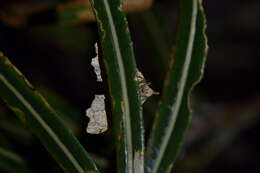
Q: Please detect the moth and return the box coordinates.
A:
[135,70,159,104]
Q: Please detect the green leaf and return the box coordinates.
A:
[90,0,145,172]
[145,0,208,172]
[0,53,99,173]
[0,133,31,173]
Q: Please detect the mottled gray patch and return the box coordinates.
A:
[134,151,144,173]
[91,43,102,82]
[86,95,108,134]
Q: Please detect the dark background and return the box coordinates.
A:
[0,0,260,172]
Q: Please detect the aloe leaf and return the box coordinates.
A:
[0,53,99,173]
[90,0,145,172]
[0,133,31,173]
[145,0,208,172]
